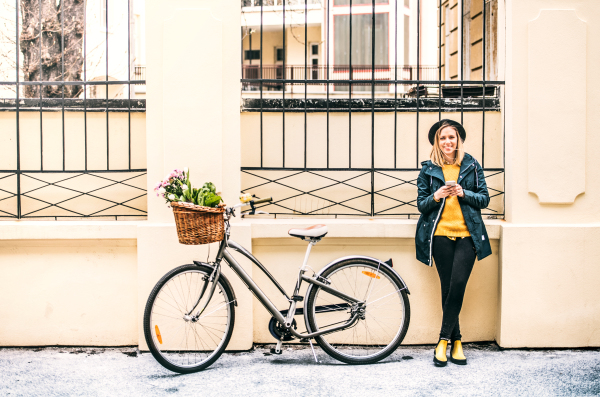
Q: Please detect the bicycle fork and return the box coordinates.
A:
[187,239,230,321]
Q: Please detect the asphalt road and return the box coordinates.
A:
[1,343,599,396]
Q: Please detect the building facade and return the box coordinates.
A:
[0,0,598,351]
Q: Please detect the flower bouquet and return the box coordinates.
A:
[154,168,222,207]
[154,168,225,245]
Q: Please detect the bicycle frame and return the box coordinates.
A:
[206,233,363,340]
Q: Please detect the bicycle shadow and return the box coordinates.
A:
[268,357,393,366]
[147,367,219,379]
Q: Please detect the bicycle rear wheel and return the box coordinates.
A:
[143,264,235,373]
[305,258,410,365]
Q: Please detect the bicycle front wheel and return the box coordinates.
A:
[305,258,410,365]
[143,264,235,373]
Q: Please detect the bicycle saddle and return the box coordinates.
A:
[288,224,328,240]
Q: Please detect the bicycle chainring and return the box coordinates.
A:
[268,317,297,341]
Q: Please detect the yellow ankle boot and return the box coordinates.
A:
[433,339,448,366]
[450,340,467,365]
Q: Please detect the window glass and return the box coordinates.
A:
[245,50,261,60]
[334,13,389,66]
[334,13,389,91]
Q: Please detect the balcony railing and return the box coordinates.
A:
[134,65,146,85]
[242,64,439,91]
[242,0,321,7]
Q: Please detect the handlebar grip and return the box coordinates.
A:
[253,197,272,205]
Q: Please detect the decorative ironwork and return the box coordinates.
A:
[240,0,505,218]
[0,0,146,219]
[242,169,504,217]
[0,171,146,219]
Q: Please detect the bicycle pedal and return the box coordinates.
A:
[269,348,283,355]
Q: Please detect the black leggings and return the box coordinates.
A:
[432,236,476,341]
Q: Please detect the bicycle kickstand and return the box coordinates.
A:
[308,339,318,363]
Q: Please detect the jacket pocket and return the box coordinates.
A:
[416,221,429,243]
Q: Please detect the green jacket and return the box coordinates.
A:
[415,152,492,266]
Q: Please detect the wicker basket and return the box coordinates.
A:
[171,202,226,245]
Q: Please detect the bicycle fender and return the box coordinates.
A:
[303,255,410,309]
[193,261,238,307]
[302,255,410,335]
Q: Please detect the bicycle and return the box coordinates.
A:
[143,197,411,373]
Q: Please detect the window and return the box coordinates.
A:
[334,13,389,91]
[310,43,319,79]
[334,13,389,65]
[245,50,261,60]
[311,44,319,56]
[276,47,284,62]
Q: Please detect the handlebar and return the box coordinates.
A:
[253,197,273,205]
[229,197,273,215]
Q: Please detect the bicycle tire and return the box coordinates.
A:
[143,264,235,373]
[305,258,410,365]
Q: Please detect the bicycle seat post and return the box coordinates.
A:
[286,239,318,327]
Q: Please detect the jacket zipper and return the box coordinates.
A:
[428,197,445,266]
[459,161,476,178]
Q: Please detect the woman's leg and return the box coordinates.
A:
[439,237,477,340]
[432,236,456,340]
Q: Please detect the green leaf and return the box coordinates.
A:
[204,193,222,208]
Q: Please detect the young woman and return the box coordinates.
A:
[415,120,492,367]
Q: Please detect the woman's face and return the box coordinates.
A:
[438,126,458,158]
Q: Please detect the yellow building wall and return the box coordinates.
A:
[251,236,499,344]
[0,238,137,346]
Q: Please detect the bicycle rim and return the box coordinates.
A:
[148,269,233,370]
[309,262,407,362]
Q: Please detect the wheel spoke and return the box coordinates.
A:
[307,261,409,363]
[145,267,233,372]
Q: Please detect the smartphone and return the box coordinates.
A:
[445,181,456,187]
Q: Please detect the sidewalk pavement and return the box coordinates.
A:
[1,343,599,396]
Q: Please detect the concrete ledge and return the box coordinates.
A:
[0,219,504,241]
[245,218,503,239]
[0,221,141,240]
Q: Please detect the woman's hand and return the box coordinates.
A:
[433,186,452,201]
[449,184,465,198]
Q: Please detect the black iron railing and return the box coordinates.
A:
[242,65,439,91]
[240,0,504,218]
[0,0,146,220]
[242,0,320,7]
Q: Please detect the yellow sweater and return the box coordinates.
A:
[434,163,471,237]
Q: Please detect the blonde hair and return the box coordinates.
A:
[430,122,465,167]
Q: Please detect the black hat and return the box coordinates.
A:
[428,119,466,145]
